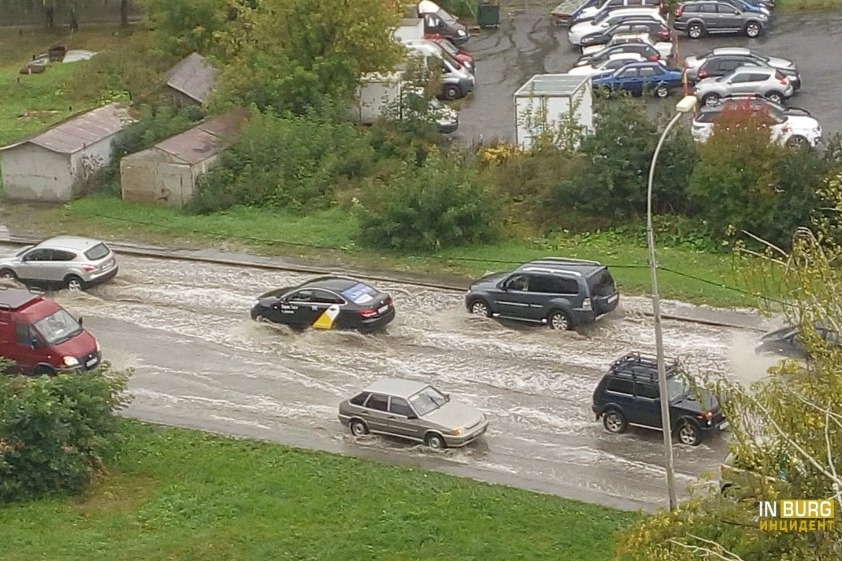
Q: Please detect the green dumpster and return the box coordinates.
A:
[477,0,500,29]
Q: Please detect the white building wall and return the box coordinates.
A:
[69,134,119,196]
[0,144,73,201]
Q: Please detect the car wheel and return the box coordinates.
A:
[654,85,670,99]
[703,93,720,107]
[33,365,55,376]
[0,268,17,281]
[469,299,492,317]
[687,23,703,39]
[745,22,761,38]
[720,483,738,498]
[786,135,808,148]
[603,410,628,434]
[425,432,447,449]
[766,91,784,105]
[677,420,702,446]
[65,275,85,291]
[548,310,573,331]
[349,419,369,437]
[442,85,460,100]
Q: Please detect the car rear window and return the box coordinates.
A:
[340,283,379,305]
[588,269,617,297]
[84,243,110,261]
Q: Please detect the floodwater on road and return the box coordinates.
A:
[0,243,787,510]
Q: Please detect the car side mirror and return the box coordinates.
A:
[30,337,41,349]
[407,414,418,420]
[77,316,83,327]
[444,393,451,401]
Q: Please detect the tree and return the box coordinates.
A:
[616,173,842,561]
[687,109,827,249]
[212,0,404,115]
[136,0,233,58]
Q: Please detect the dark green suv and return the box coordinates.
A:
[592,352,728,446]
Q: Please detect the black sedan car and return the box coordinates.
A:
[250,276,395,333]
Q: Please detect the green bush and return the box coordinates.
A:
[688,110,827,248]
[0,362,130,502]
[190,111,375,214]
[356,149,502,251]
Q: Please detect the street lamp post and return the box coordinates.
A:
[646,95,698,512]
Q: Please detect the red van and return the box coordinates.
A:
[0,286,101,375]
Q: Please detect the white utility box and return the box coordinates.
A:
[514,73,593,149]
[394,18,425,43]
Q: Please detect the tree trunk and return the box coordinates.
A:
[121,0,129,27]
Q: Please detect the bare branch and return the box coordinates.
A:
[733,245,788,266]
[666,535,747,561]
[825,409,841,510]
[740,229,789,259]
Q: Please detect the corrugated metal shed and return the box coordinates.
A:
[154,109,248,164]
[0,103,131,154]
[165,52,217,104]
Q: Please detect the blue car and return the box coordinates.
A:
[721,0,772,15]
[591,61,684,98]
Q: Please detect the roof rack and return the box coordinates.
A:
[610,352,680,373]
[528,257,603,266]
[520,266,582,277]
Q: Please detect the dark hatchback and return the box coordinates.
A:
[592,352,728,446]
[465,258,619,331]
[250,276,395,333]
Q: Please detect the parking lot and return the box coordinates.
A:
[455,6,842,143]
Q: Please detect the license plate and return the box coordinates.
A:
[378,305,389,314]
[718,420,730,431]
[86,357,98,368]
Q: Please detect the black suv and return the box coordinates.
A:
[592,352,727,446]
[464,258,619,331]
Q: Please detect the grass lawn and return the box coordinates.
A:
[0,421,635,561]
[0,197,771,309]
[0,25,134,146]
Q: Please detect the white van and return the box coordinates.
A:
[403,39,475,100]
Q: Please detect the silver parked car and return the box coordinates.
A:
[0,235,118,290]
[338,378,489,449]
[693,65,794,107]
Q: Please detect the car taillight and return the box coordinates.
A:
[648,55,659,61]
[81,265,96,272]
[359,309,378,318]
[697,411,714,420]
[675,6,683,16]
[779,78,788,85]
[698,70,708,78]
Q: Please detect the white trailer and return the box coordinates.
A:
[394,18,425,42]
[514,73,593,150]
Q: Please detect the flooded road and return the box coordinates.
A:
[1,244,782,511]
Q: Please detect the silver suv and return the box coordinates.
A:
[0,236,118,290]
[673,1,769,39]
[693,66,793,107]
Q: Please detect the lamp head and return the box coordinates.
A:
[675,95,698,114]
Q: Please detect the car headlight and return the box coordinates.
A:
[451,429,462,436]
[458,29,466,36]
[63,356,79,367]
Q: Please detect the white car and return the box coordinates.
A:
[568,8,665,46]
[581,33,673,60]
[684,47,794,73]
[691,98,821,148]
[567,52,648,76]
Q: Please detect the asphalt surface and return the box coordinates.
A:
[456,8,842,143]
[0,240,786,512]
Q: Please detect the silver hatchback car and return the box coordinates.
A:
[338,378,489,449]
[694,65,794,107]
[0,236,118,290]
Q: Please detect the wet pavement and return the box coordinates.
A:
[455,8,842,143]
[0,242,787,511]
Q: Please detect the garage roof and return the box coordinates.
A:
[154,109,248,164]
[0,103,132,155]
[165,52,217,104]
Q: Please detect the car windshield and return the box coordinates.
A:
[15,245,33,257]
[437,39,458,56]
[340,282,379,305]
[436,9,458,26]
[84,242,110,261]
[667,372,691,402]
[408,386,449,416]
[33,308,82,345]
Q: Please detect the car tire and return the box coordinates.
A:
[744,21,762,38]
[766,91,784,105]
[349,419,369,437]
[786,135,808,148]
[687,23,704,39]
[548,310,573,331]
[702,93,720,107]
[33,365,55,376]
[603,410,628,434]
[654,84,670,98]
[0,268,17,281]
[442,85,460,101]
[425,432,447,449]
[720,483,738,498]
[65,275,85,291]
[677,420,702,446]
[469,299,492,317]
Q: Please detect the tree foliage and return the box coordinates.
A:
[0,362,131,502]
[616,173,842,561]
[356,148,502,251]
[212,0,404,115]
[136,0,232,59]
[687,110,827,249]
